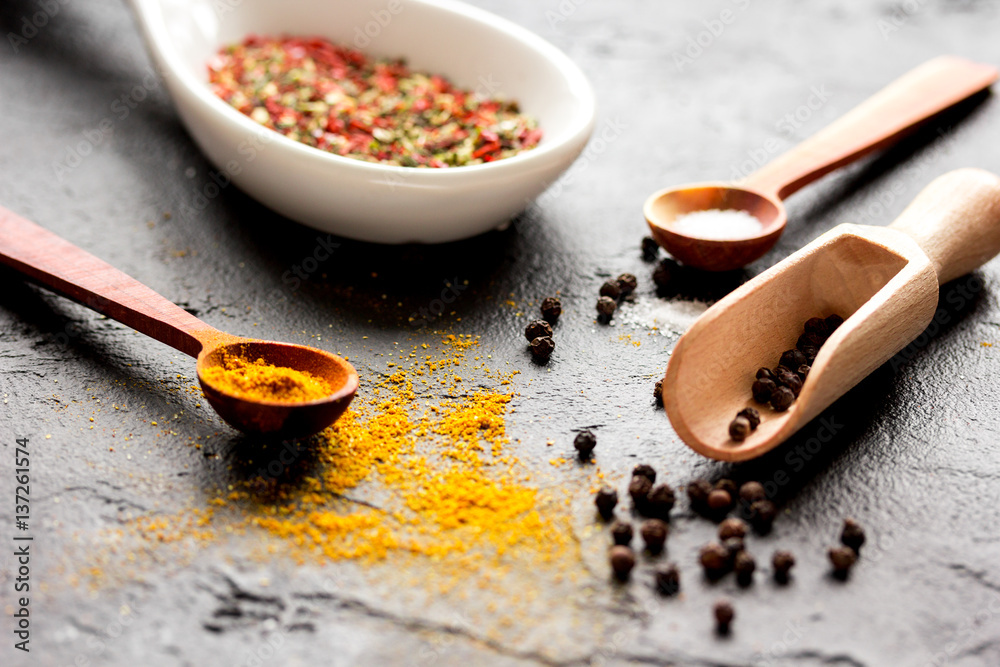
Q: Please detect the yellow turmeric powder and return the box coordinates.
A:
[202,354,332,402]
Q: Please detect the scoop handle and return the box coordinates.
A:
[745,56,998,200]
[0,206,223,357]
[888,168,1000,285]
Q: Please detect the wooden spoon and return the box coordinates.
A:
[0,207,359,440]
[645,56,998,271]
[663,168,1000,461]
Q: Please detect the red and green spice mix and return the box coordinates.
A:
[208,35,543,167]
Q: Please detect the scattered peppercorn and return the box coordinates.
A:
[722,536,745,560]
[599,279,622,300]
[654,563,680,596]
[840,518,866,553]
[728,415,751,441]
[653,378,663,405]
[799,345,819,364]
[573,429,597,459]
[752,377,777,403]
[610,545,636,581]
[646,484,675,520]
[715,479,738,496]
[797,332,826,351]
[641,236,660,261]
[772,550,795,583]
[737,407,761,430]
[595,486,618,520]
[699,542,731,577]
[749,499,777,533]
[780,349,807,369]
[629,475,653,512]
[719,518,748,540]
[739,481,766,504]
[770,386,795,411]
[524,319,553,342]
[707,489,733,512]
[616,273,638,297]
[756,367,775,381]
[713,599,735,634]
[687,479,713,510]
[610,520,633,546]
[652,261,673,289]
[640,519,669,554]
[829,545,857,577]
[632,464,657,483]
[596,296,617,320]
[779,373,803,398]
[529,336,555,363]
[796,364,811,380]
[734,550,756,586]
[540,297,562,324]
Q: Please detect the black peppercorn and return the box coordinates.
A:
[599,279,622,300]
[654,563,680,596]
[652,261,673,289]
[632,464,657,484]
[755,367,775,381]
[573,429,597,459]
[840,518,866,553]
[734,550,755,586]
[728,416,751,441]
[596,296,616,319]
[616,273,638,297]
[752,378,777,404]
[707,488,732,512]
[629,475,653,511]
[797,332,826,351]
[653,378,663,405]
[829,545,857,577]
[803,317,829,336]
[610,545,636,581]
[772,550,795,583]
[640,519,669,554]
[595,486,618,520]
[736,407,761,430]
[524,319,553,342]
[641,236,660,261]
[687,479,713,509]
[796,364,810,380]
[610,520,633,546]
[715,479,738,496]
[825,314,844,331]
[713,599,735,634]
[646,483,675,520]
[529,336,555,363]
[778,372,803,397]
[699,542,730,576]
[770,386,795,412]
[779,349,807,370]
[722,536,745,560]
[540,297,562,324]
[719,518,748,540]
[750,499,777,533]
[799,345,819,364]
[739,481,766,504]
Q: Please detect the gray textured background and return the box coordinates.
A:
[3,0,1000,665]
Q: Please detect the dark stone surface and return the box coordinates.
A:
[3,0,1000,665]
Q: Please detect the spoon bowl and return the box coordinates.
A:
[645,56,997,271]
[644,183,785,271]
[127,0,596,243]
[663,169,1000,461]
[198,339,359,439]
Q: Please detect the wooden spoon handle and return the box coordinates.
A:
[0,206,224,357]
[744,56,998,200]
[888,168,1000,285]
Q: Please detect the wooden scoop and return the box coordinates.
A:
[0,207,358,440]
[663,168,1000,461]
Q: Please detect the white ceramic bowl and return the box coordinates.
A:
[128,0,596,243]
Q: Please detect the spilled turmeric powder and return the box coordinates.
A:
[201,354,332,402]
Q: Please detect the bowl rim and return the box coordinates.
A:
[137,0,597,179]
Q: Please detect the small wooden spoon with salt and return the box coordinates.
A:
[663,168,1000,461]
[0,207,358,440]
